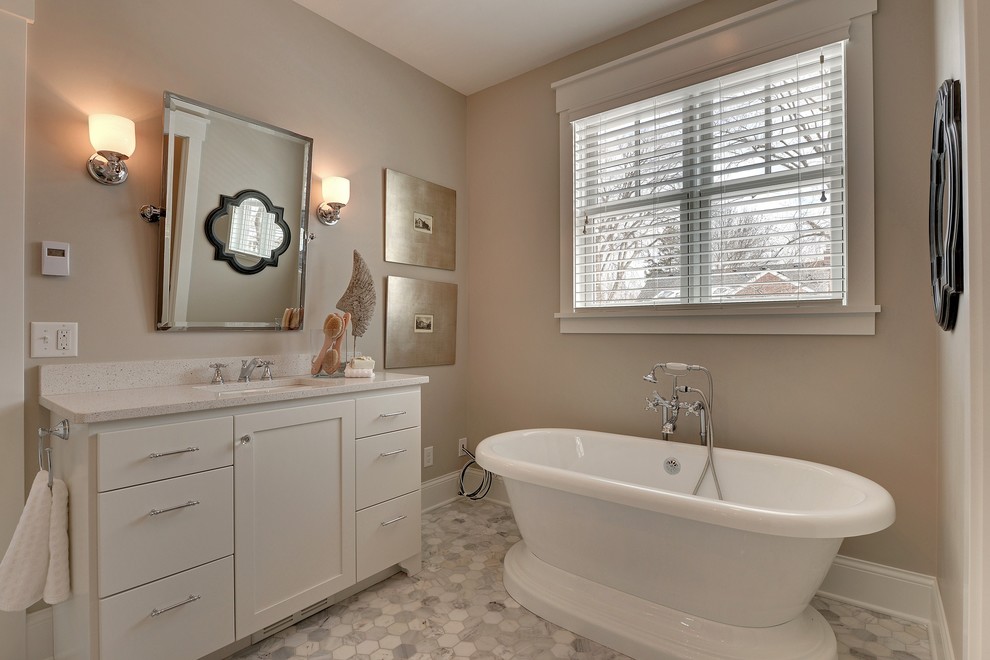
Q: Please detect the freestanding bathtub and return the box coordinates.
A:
[475,429,896,660]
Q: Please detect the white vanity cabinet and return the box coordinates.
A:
[354,391,423,582]
[54,416,237,660]
[233,400,355,637]
[44,377,425,660]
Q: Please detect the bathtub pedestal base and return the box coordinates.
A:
[503,541,837,660]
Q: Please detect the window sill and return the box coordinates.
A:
[555,303,880,335]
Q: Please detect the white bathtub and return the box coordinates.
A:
[476,428,896,660]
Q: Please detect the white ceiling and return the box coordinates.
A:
[291,0,704,95]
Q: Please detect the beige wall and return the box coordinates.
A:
[24,0,470,492]
[0,3,31,657]
[466,0,939,574]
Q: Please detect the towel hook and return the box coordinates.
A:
[39,419,70,441]
[38,419,70,490]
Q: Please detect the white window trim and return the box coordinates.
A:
[554,0,879,335]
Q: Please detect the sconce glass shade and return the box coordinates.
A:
[87,114,135,185]
[317,176,350,226]
[89,114,135,157]
[322,176,350,205]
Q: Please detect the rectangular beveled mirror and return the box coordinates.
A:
[155,92,313,330]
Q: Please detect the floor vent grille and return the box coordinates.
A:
[251,597,333,644]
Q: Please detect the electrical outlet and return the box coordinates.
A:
[458,438,468,456]
[31,322,78,358]
[423,446,434,468]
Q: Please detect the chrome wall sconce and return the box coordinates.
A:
[86,114,135,185]
[316,176,350,226]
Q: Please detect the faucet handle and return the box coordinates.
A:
[208,363,228,385]
[683,401,703,416]
[258,360,275,381]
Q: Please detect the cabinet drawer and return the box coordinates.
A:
[99,556,234,660]
[356,491,421,582]
[98,416,233,491]
[355,428,420,510]
[355,391,421,438]
[98,468,233,597]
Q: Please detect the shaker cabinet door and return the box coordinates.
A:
[233,400,356,637]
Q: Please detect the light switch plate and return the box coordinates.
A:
[31,322,78,358]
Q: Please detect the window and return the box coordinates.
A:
[573,43,845,310]
[553,0,878,335]
[227,198,284,258]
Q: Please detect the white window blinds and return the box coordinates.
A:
[573,42,846,309]
[228,199,284,258]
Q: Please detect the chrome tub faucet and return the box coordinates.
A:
[644,362,722,499]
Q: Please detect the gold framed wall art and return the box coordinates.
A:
[384,276,457,368]
[384,169,456,270]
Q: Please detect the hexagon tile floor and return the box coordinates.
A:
[227,498,931,660]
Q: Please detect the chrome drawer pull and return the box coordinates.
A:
[379,449,408,457]
[149,594,201,617]
[380,515,407,527]
[148,447,200,459]
[378,411,407,418]
[148,500,200,516]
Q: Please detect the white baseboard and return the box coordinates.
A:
[26,607,52,660]
[818,555,935,623]
[421,468,510,512]
[816,555,949,659]
[421,471,462,512]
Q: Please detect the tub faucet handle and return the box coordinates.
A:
[683,401,704,416]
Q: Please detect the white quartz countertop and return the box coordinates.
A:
[41,372,429,424]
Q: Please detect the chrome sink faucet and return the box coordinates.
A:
[238,358,261,382]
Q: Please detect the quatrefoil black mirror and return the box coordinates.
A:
[205,189,290,275]
[929,79,963,331]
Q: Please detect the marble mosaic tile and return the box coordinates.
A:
[227,499,930,660]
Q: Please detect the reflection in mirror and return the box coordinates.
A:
[205,189,290,274]
[156,92,313,330]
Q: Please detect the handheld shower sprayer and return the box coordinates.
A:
[644,362,697,383]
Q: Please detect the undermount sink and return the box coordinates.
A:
[194,377,326,397]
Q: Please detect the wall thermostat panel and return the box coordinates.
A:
[42,241,70,276]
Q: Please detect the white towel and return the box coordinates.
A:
[0,472,52,611]
[44,478,70,605]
